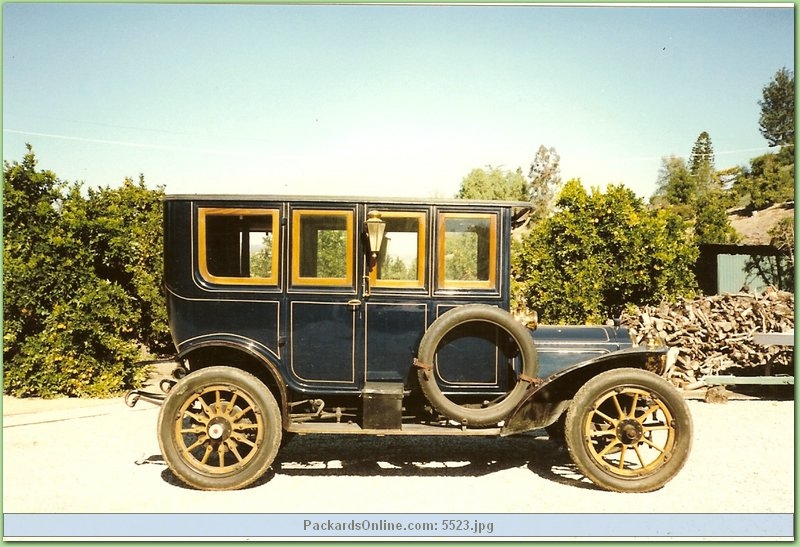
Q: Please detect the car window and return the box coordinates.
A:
[291,209,354,286]
[198,208,279,285]
[437,212,497,289]
[371,211,426,289]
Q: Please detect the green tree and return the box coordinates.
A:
[652,155,696,214]
[743,215,794,292]
[3,146,65,365]
[458,165,529,201]
[759,67,795,148]
[514,180,697,324]
[651,132,738,245]
[730,69,796,212]
[527,145,562,222]
[457,146,562,223]
[81,176,170,352]
[443,228,483,281]
[315,228,348,278]
[3,147,168,397]
[380,255,417,280]
[734,151,795,210]
[249,233,274,277]
[688,131,716,190]
[770,216,795,268]
[694,189,739,245]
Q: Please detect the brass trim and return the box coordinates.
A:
[436,212,498,290]
[197,207,280,286]
[369,210,427,289]
[291,209,355,287]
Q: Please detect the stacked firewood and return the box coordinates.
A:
[620,287,794,388]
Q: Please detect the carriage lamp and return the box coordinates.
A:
[366,210,386,259]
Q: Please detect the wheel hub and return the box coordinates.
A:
[207,417,231,441]
[616,418,644,444]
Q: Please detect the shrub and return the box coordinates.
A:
[513,180,698,324]
[3,146,168,397]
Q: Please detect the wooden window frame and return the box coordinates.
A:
[291,209,355,287]
[370,211,427,289]
[197,207,280,286]
[436,212,498,290]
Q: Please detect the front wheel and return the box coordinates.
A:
[157,366,282,490]
[564,368,692,493]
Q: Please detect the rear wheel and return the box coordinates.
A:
[157,366,282,490]
[564,368,692,493]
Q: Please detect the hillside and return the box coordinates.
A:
[728,201,794,245]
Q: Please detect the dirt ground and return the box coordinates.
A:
[2,386,793,540]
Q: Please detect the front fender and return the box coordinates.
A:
[501,345,669,436]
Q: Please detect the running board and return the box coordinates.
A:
[288,422,504,436]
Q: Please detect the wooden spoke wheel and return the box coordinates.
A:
[157,366,282,491]
[564,368,692,493]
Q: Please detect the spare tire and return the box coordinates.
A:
[415,304,538,426]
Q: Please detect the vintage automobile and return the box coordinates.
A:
[129,194,692,493]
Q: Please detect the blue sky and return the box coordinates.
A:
[2,3,794,199]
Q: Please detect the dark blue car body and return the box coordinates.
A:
[162,195,663,433]
[148,194,690,493]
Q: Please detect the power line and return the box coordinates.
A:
[3,128,258,158]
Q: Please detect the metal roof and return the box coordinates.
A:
[164,194,532,209]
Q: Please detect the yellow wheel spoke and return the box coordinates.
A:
[637,403,661,423]
[224,393,240,416]
[197,395,213,416]
[617,445,628,470]
[633,444,647,469]
[230,432,257,448]
[184,410,209,425]
[230,405,253,422]
[611,394,626,420]
[217,444,226,468]
[227,442,245,463]
[199,444,213,465]
[180,425,206,434]
[184,435,207,453]
[593,408,618,426]
[596,438,622,458]
[628,392,639,418]
[641,436,667,453]
[591,429,617,437]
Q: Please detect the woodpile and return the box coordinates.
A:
[620,287,794,388]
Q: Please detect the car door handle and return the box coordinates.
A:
[347,299,362,311]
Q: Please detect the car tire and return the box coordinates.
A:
[416,304,538,427]
[157,366,282,491]
[564,367,692,493]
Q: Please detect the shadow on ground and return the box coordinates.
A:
[150,432,601,491]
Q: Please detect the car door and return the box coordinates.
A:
[361,206,431,382]
[285,203,432,390]
[286,204,363,389]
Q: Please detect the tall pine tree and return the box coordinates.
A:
[688,131,715,192]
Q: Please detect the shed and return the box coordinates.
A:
[696,243,792,295]
[696,201,795,295]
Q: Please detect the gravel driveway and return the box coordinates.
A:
[2,393,794,539]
